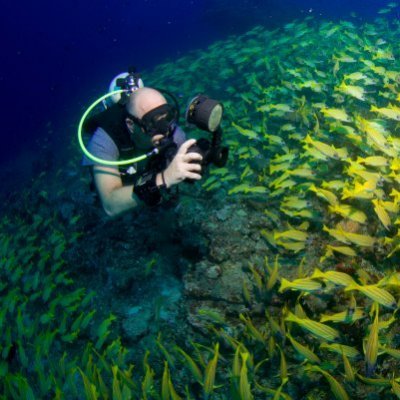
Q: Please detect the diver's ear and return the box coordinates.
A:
[125,118,135,132]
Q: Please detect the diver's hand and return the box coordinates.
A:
[163,139,203,187]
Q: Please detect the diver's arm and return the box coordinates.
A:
[93,139,202,216]
[93,166,140,217]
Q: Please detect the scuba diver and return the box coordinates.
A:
[80,68,228,217]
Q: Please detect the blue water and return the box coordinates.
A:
[0,0,390,171]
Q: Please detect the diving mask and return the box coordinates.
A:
[128,104,178,138]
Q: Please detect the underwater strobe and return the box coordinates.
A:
[185,95,229,168]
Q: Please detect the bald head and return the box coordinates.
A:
[126,87,167,119]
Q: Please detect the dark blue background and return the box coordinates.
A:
[0,0,388,172]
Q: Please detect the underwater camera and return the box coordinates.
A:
[185,95,229,168]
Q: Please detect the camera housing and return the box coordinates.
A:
[187,137,228,168]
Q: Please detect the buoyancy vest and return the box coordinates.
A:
[84,104,149,185]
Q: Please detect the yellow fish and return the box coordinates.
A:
[304,366,350,400]
[377,272,400,288]
[289,132,304,141]
[344,72,369,81]
[231,122,259,139]
[341,180,377,200]
[391,378,400,398]
[356,156,388,167]
[370,65,387,76]
[271,153,297,164]
[281,209,315,219]
[320,245,357,262]
[355,116,389,148]
[327,244,356,257]
[370,105,400,121]
[203,343,219,396]
[228,184,267,195]
[261,229,276,248]
[342,352,356,383]
[321,107,352,122]
[345,284,396,308]
[286,331,321,364]
[346,165,382,184]
[275,240,306,252]
[302,145,328,161]
[348,293,357,317]
[309,184,338,205]
[311,268,356,286]
[321,180,346,191]
[288,168,316,178]
[333,53,356,63]
[336,81,366,101]
[390,158,400,171]
[323,225,350,244]
[335,147,349,160]
[274,229,308,242]
[380,346,400,360]
[266,256,280,291]
[285,312,340,342]
[385,70,400,82]
[356,374,390,386]
[328,203,367,224]
[320,343,360,358]
[270,161,292,175]
[274,179,297,190]
[341,230,376,248]
[280,123,296,132]
[269,172,291,189]
[303,135,347,160]
[298,80,323,92]
[267,134,287,147]
[377,314,397,331]
[364,307,379,376]
[372,199,391,230]
[323,225,375,247]
[257,103,293,113]
[325,25,340,38]
[279,278,322,293]
[281,197,310,210]
[319,308,365,324]
[373,49,395,60]
[389,171,400,186]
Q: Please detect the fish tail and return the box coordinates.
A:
[366,361,376,377]
[284,311,297,323]
[311,268,325,279]
[278,278,291,293]
[344,282,360,292]
[304,135,313,145]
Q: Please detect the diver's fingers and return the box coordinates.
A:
[186,162,202,172]
[185,172,202,180]
[184,151,203,162]
[177,139,197,155]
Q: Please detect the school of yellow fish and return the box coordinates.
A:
[142,3,400,398]
[222,14,400,261]
[187,2,400,398]
[181,6,398,262]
